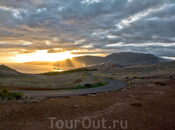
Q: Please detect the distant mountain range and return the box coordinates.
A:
[53,55,104,67]
[104,52,166,66]
[54,52,167,67]
[24,52,167,67]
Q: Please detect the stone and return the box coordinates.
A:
[131,101,141,106]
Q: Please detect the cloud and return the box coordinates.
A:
[47,48,65,53]
[70,51,109,55]
[0,0,175,60]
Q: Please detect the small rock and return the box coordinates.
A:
[121,89,126,91]
[130,85,138,87]
[153,91,165,95]
[75,105,79,108]
[147,85,154,88]
[88,94,96,97]
[74,105,82,110]
[32,99,39,103]
[18,101,24,105]
[131,101,141,107]
[126,77,129,79]
[169,75,175,79]
[130,95,134,98]
[25,95,31,99]
[22,95,31,102]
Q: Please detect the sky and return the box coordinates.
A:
[0,0,175,63]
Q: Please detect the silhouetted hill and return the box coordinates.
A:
[53,59,75,67]
[53,56,104,67]
[53,52,166,67]
[0,64,22,76]
[73,56,104,65]
[0,64,17,72]
[24,52,167,67]
[105,52,166,66]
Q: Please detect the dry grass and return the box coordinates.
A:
[94,61,175,82]
[0,72,101,90]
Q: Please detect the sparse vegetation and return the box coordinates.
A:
[0,70,99,90]
[128,81,135,84]
[0,88,24,101]
[73,79,82,83]
[84,83,92,88]
[64,82,107,90]
[133,76,138,79]
[153,81,166,86]
[138,77,145,79]
[113,89,121,92]
[132,76,145,80]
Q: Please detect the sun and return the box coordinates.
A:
[16,50,74,63]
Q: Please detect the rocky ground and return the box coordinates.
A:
[0,70,175,130]
[93,61,175,81]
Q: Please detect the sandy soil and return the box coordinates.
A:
[0,72,175,130]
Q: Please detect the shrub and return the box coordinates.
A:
[0,88,24,101]
[133,76,138,79]
[153,81,166,86]
[1,88,10,94]
[84,83,92,88]
[97,79,103,85]
[12,92,24,100]
[78,85,82,88]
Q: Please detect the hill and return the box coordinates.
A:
[53,56,104,67]
[0,64,17,72]
[0,64,21,76]
[104,52,166,66]
[53,52,167,67]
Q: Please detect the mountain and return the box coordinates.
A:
[53,56,104,67]
[53,52,167,67]
[53,59,75,67]
[104,52,166,66]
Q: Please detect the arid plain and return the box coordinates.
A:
[0,61,175,130]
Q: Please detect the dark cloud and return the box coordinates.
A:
[70,51,109,55]
[0,0,175,59]
[47,48,65,53]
